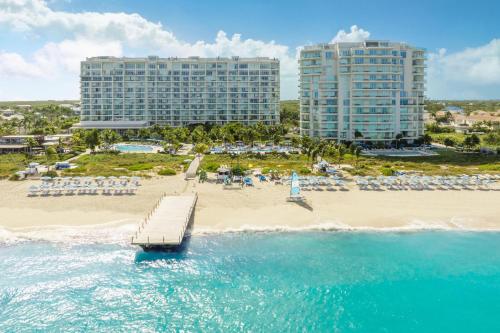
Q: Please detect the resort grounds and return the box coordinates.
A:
[1,142,499,238]
[1,171,499,235]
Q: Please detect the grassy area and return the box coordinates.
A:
[200,149,500,177]
[0,154,28,178]
[429,132,467,144]
[63,153,190,177]
[280,100,299,127]
[0,152,79,179]
[429,132,499,150]
[338,149,500,176]
[201,153,312,175]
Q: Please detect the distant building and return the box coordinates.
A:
[299,40,426,143]
[444,106,463,113]
[434,110,500,133]
[76,56,280,129]
[0,134,71,154]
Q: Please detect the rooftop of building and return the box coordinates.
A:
[302,40,425,52]
[84,55,279,63]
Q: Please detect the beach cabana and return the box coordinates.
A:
[216,167,231,183]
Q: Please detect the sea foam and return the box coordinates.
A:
[1,217,498,246]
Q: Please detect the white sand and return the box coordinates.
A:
[1,176,499,236]
[0,176,187,229]
[191,180,500,232]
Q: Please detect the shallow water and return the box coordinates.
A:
[1,231,500,332]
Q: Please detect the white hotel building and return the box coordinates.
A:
[299,40,426,143]
[78,56,280,129]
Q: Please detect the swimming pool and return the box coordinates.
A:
[113,144,155,153]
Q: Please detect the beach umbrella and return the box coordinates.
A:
[41,176,52,181]
[96,176,105,181]
[119,176,129,180]
[108,176,117,180]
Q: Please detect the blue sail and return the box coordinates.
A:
[290,172,301,196]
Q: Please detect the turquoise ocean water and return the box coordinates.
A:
[1,231,500,332]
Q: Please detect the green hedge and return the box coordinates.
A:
[158,168,177,176]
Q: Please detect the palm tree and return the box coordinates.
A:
[193,143,208,156]
[25,137,38,156]
[337,144,347,165]
[84,129,101,153]
[45,146,57,171]
[191,125,208,144]
[71,130,85,148]
[100,129,121,148]
[138,128,151,140]
[395,133,403,149]
[244,127,258,147]
[221,127,235,146]
[124,129,136,141]
[354,147,362,167]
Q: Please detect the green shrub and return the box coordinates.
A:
[298,166,311,174]
[231,165,248,176]
[261,167,272,174]
[443,137,456,147]
[43,170,58,178]
[127,163,153,171]
[9,173,20,181]
[380,167,394,176]
[158,168,176,176]
[64,166,86,174]
[204,162,220,173]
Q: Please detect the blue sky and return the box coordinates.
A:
[0,0,499,100]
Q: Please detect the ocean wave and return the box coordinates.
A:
[1,218,498,246]
[192,218,500,235]
[0,220,137,246]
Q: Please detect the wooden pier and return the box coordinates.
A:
[131,193,197,249]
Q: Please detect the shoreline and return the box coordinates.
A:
[1,176,499,241]
[2,221,500,247]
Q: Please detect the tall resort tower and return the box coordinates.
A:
[299,40,425,143]
[77,56,280,130]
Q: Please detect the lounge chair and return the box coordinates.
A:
[28,185,40,196]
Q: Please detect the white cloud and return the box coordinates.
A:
[0,0,299,99]
[331,25,370,43]
[34,38,123,73]
[2,1,499,101]
[0,51,44,77]
[427,39,500,99]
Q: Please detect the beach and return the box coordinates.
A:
[0,176,187,230]
[1,176,499,234]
